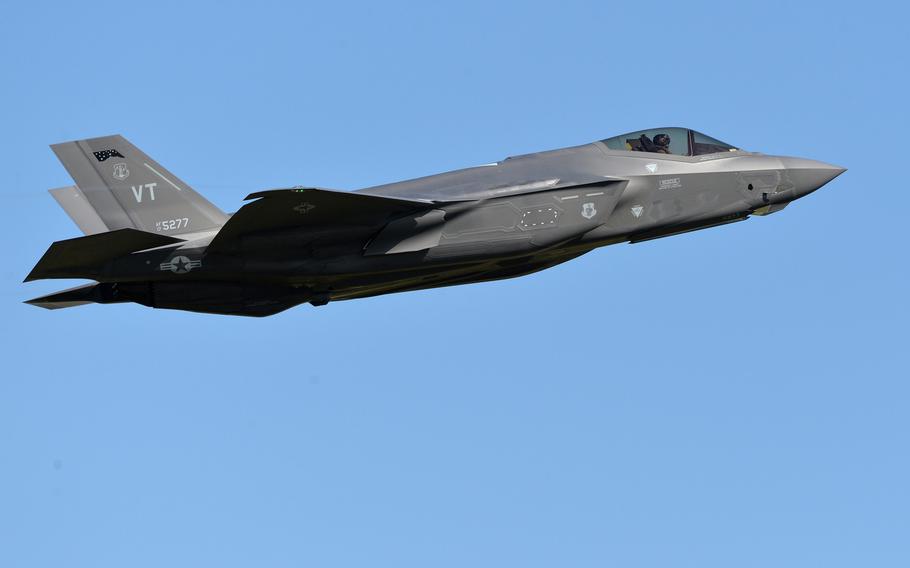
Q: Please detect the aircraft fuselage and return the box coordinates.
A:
[26,130,844,316]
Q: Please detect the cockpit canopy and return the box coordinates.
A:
[602,128,738,156]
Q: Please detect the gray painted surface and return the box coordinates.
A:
[51,135,227,235]
[26,130,845,316]
[49,185,109,235]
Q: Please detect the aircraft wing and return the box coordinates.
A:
[206,187,434,254]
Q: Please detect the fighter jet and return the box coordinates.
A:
[25,128,844,316]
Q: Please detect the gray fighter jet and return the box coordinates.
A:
[25,128,844,316]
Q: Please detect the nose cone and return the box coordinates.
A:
[779,157,846,198]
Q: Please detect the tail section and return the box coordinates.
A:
[48,185,108,235]
[25,283,99,310]
[24,228,184,282]
[26,281,311,317]
[50,134,227,235]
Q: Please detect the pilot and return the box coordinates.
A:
[652,133,672,154]
[636,133,672,154]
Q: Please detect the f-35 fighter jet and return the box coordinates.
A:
[25,128,844,316]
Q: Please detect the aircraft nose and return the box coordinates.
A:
[779,157,846,197]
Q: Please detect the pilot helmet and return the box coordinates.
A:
[653,133,671,147]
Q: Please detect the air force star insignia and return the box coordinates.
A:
[159,255,202,274]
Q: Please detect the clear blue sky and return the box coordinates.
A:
[1,2,907,567]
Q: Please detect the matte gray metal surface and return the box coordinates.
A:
[49,185,109,235]
[26,130,845,316]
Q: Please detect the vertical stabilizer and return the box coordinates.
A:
[50,135,227,235]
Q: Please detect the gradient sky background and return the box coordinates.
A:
[1,2,907,567]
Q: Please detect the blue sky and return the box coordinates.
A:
[1,2,907,567]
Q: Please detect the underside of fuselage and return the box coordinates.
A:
[25,242,595,316]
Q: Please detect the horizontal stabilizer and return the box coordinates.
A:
[25,228,183,282]
[207,188,432,253]
[25,283,99,310]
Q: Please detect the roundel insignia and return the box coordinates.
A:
[159,255,202,274]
